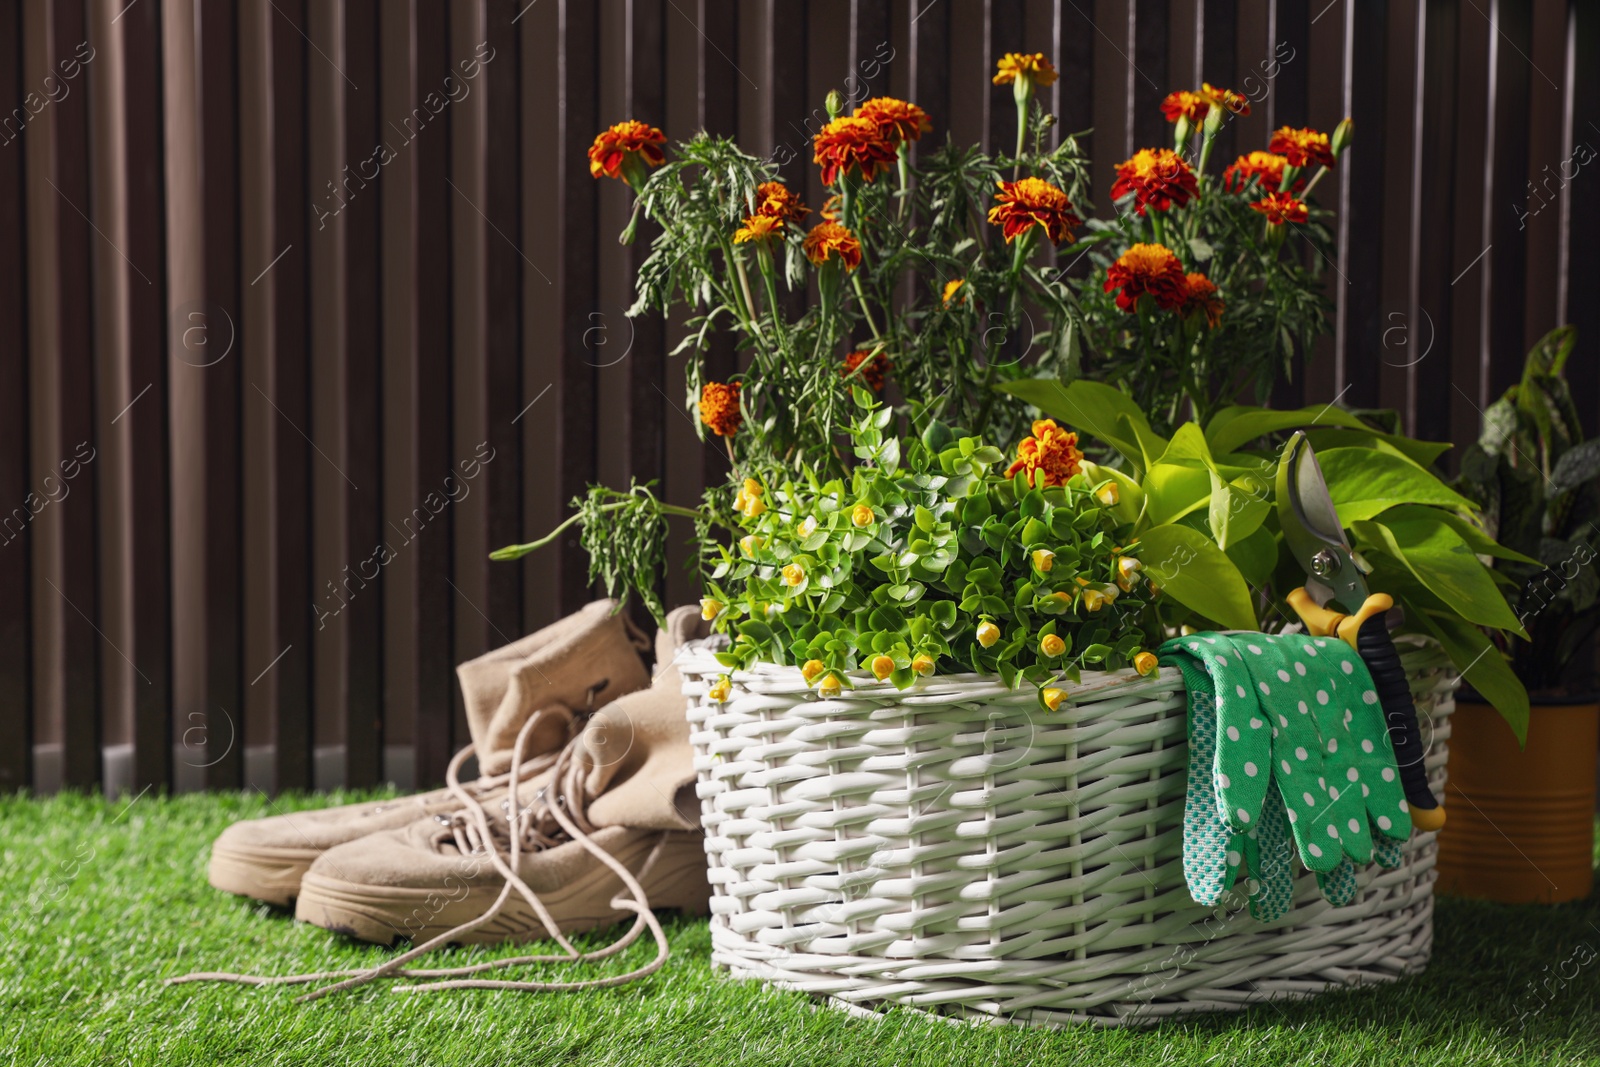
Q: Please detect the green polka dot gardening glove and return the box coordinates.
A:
[1161,631,1413,916]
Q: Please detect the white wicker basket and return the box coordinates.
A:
[679,636,1458,1027]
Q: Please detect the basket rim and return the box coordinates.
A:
[675,645,1184,696]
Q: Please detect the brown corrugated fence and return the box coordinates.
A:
[1,0,1596,795]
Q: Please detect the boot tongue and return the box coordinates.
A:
[458,654,577,777]
[583,658,700,833]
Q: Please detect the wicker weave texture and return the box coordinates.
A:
[681,639,1458,1026]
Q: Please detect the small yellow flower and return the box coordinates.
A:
[976,621,1001,648]
[700,598,725,621]
[797,515,818,537]
[1081,587,1111,611]
[739,535,764,556]
[1040,633,1066,658]
[1032,548,1055,573]
[851,504,875,528]
[1116,555,1142,591]
[1134,651,1159,676]
[870,655,896,680]
[1041,687,1066,711]
[708,675,732,702]
[1095,482,1120,507]
[1046,591,1073,608]
[801,659,826,683]
[942,278,967,307]
[733,478,765,515]
[782,563,806,587]
[743,495,767,519]
[818,672,843,698]
[911,653,936,676]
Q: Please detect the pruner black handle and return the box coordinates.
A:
[1355,612,1445,832]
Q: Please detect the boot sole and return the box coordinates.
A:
[294,833,710,946]
[208,842,323,907]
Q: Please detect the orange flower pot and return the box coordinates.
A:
[1436,696,1598,904]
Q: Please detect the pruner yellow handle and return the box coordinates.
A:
[1286,588,1393,652]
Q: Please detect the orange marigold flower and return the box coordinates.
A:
[1104,243,1188,313]
[819,194,843,221]
[733,214,784,244]
[754,181,810,223]
[1111,148,1199,215]
[587,120,668,181]
[942,278,968,307]
[1005,419,1084,487]
[1161,90,1209,125]
[1223,150,1295,194]
[699,381,742,438]
[812,115,897,186]
[854,97,932,145]
[1251,191,1308,226]
[840,349,892,391]
[802,221,863,271]
[1180,272,1225,329]
[1200,82,1251,117]
[1268,126,1335,169]
[987,177,1082,245]
[993,52,1059,87]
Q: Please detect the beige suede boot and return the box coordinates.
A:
[206,600,650,905]
[291,610,709,948]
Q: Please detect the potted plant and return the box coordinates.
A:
[491,53,1522,1020]
[1000,377,1532,734]
[1437,326,1600,903]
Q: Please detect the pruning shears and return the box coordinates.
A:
[1276,432,1446,832]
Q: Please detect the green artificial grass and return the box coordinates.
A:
[2,791,1599,1066]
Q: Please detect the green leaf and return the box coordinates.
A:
[1020,517,1050,547]
[1078,461,1144,523]
[1317,447,1478,524]
[1159,423,1215,468]
[1224,524,1279,589]
[1142,463,1213,526]
[1137,524,1257,630]
[1551,438,1600,495]
[1207,470,1269,551]
[1409,609,1529,745]
[1303,427,1452,470]
[1379,504,1539,566]
[1205,404,1376,455]
[1353,517,1526,636]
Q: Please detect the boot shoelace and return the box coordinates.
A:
[168,710,673,1001]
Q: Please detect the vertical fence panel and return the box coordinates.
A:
[1195,0,1237,160]
[0,0,30,790]
[627,0,667,626]
[1052,0,1095,146]
[1564,1,1600,428]
[909,0,950,149]
[265,0,314,791]
[1127,0,1170,156]
[556,0,601,617]
[1335,0,1389,408]
[765,0,810,191]
[1477,0,1533,401]
[985,0,1026,156]
[693,0,738,511]
[1408,0,1459,445]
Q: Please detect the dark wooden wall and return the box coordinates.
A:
[1,0,1595,794]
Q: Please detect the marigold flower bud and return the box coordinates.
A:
[870,655,895,680]
[976,621,1000,648]
[1331,117,1355,158]
[1032,548,1055,572]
